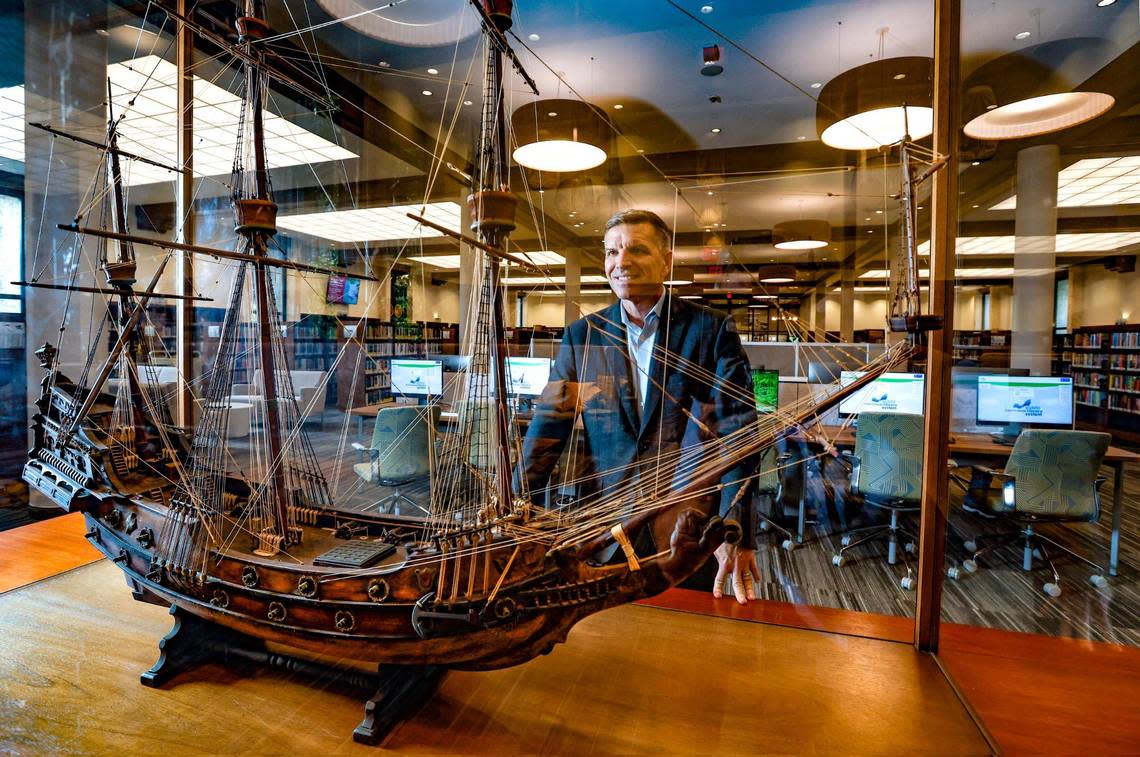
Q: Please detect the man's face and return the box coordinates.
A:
[603,222,672,301]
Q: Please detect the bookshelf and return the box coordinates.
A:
[1070,324,1140,443]
[337,319,459,408]
[290,314,341,405]
[952,330,1011,365]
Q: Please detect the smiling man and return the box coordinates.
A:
[519,209,761,602]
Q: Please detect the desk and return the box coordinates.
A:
[348,403,529,436]
[813,426,1140,576]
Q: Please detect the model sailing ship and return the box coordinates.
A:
[20,0,935,742]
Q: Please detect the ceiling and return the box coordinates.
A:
[28,0,1140,311]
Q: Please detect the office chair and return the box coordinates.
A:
[754,443,797,551]
[830,412,924,590]
[352,405,440,516]
[949,429,1111,597]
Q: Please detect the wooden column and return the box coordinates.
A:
[915,0,961,653]
[174,0,195,429]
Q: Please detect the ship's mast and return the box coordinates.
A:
[234,0,292,543]
[472,0,518,517]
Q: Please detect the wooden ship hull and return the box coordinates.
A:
[24,374,728,672]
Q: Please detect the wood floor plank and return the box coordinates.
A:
[938,623,1140,755]
[0,561,990,755]
[638,587,915,642]
[0,512,101,593]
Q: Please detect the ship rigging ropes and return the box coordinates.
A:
[32,2,922,582]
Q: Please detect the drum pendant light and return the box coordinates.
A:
[772,219,830,250]
[816,56,934,150]
[511,98,610,172]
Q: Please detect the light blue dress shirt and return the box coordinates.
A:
[619,292,668,415]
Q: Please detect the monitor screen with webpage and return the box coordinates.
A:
[839,371,926,416]
[750,369,779,414]
[976,375,1073,427]
[390,359,443,396]
[505,357,552,397]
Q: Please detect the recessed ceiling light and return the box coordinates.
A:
[893,73,907,80]
[278,202,461,243]
[613,103,623,110]
[875,209,883,214]
[528,33,541,41]
[1097,0,1117,6]
[427,67,439,75]
[1014,31,1031,40]
[971,161,980,166]
[991,155,1140,209]
[707,190,714,196]
[972,204,979,208]
[700,5,714,13]
[710,127,721,133]
[378,61,391,68]
[547,111,557,117]
[916,232,1140,256]
[636,148,644,153]
[810,82,822,89]
[463,100,473,106]
[985,104,998,110]
[421,90,433,96]
[101,56,356,186]
[864,217,871,221]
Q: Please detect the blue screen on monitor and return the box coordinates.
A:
[391,359,443,396]
[839,371,926,416]
[976,375,1073,426]
[506,357,552,397]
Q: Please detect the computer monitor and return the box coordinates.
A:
[437,354,470,373]
[326,275,360,305]
[839,371,926,416]
[505,357,552,397]
[807,361,842,384]
[976,375,1073,428]
[750,369,779,414]
[390,359,443,396]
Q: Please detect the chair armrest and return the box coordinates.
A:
[351,441,372,463]
[841,450,861,492]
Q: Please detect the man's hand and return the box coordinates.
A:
[712,542,760,604]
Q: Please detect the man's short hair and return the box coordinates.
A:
[604,209,672,252]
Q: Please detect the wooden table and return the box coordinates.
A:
[812,426,1140,576]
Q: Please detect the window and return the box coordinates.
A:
[1054,277,1069,332]
[0,193,20,314]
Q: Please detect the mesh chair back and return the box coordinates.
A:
[852,412,924,502]
[371,405,440,482]
[1003,430,1110,519]
[756,444,781,495]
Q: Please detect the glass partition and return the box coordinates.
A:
[939,0,1140,648]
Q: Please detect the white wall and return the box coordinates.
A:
[1070,262,1139,328]
[522,293,614,327]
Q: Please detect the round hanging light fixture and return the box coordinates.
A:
[758,264,796,284]
[961,39,1116,141]
[772,219,830,250]
[511,98,611,173]
[816,56,933,150]
[963,92,1113,140]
